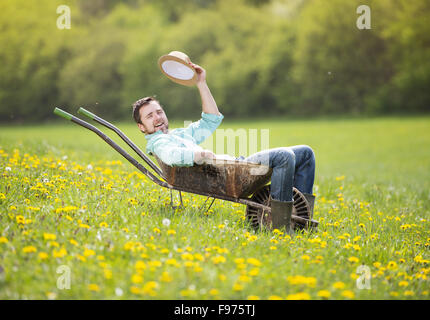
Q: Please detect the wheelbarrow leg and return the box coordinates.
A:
[170,190,184,210]
[179,191,183,207]
[199,196,216,214]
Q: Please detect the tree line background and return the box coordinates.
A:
[0,0,429,123]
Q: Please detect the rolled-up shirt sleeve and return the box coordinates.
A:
[185,112,224,145]
[152,139,194,167]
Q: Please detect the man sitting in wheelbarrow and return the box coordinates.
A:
[132,61,316,234]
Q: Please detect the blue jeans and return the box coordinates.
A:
[240,145,315,202]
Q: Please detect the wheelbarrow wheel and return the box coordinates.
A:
[245,184,311,232]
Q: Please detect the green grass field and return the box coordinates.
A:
[0,115,429,299]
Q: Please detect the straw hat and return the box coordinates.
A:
[158,51,198,86]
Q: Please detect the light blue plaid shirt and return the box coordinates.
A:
[145,112,224,167]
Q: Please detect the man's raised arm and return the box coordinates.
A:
[188,62,221,116]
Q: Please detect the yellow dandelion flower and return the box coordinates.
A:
[148,260,162,268]
[160,272,172,283]
[286,292,311,300]
[353,244,361,251]
[43,233,56,241]
[404,291,414,296]
[247,295,260,300]
[350,273,359,280]
[268,295,283,300]
[246,258,262,267]
[131,274,143,284]
[333,282,345,290]
[387,261,398,270]
[165,259,179,267]
[239,275,252,283]
[180,289,196,297]
[16,215,25,224]
[83,248,95,257]
[22,246,37,253]
[38,252,49,260]
[88,284,100,292]
[287,275,317,287]
[49,241,59,248]
[233,282,243,291]
[142,281,158,295]
[341,290,355,299]
[76,254,86,262]
[249,268,260,276]
[209,289,219,296]
[69,239,78,246]
[130,286,141,294]
[0,236,8,244]
[348,256,359,263]
[193,253,204,261]
[181,252,194,261]
[104,269,112,279]
[399,281,408,287]
[135,260,147,270]
[317,290,331,299]
[53,247,67,258]
[211,255,226,264]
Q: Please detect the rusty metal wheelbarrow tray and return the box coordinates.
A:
[53,107,319,231]
[155,156,273,199]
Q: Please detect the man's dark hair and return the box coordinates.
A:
[132,96,161,124]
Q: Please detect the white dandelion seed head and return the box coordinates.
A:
[115,288,123,296]
[162,218,171,227]
[5,167,11,171]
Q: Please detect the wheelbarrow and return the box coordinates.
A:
[53,107,319,232]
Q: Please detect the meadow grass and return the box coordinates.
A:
[0,115,429,299]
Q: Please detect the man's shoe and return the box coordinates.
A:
[270,197,294,235]
[303,193,316,219]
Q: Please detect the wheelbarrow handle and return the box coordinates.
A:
[77,107,165,180]
[53,107,168,188]
[54,107,73,121]
[77,107,97,120]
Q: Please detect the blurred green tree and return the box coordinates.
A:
[0,0,77,122]
[292,0,392,115]
[121,0,298,119]
[366,0,430,113]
